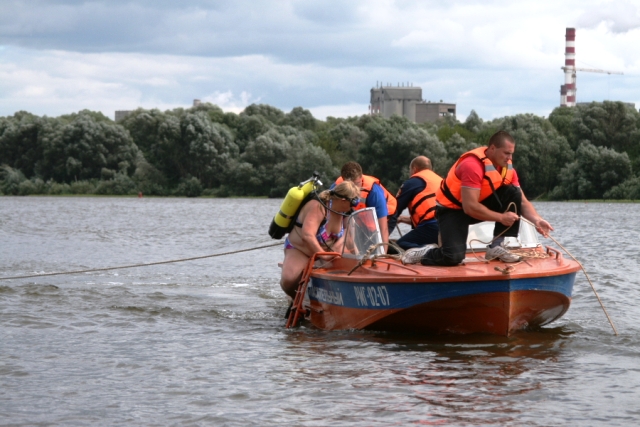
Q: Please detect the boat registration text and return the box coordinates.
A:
[354,285,390,307]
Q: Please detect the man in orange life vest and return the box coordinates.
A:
[388,156,442,250]
[334,162,397,247]
[402,131,553,266]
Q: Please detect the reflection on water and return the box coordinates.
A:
[1,198,640,426]
[280,326,576,425]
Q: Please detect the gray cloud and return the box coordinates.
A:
[0,0,566,69]
[1,0,639,121]
[577,1,640,33]
[292,0,360,26]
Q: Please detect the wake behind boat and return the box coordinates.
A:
[286,208,581,336]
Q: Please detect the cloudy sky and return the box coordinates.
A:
[1,0,639,122]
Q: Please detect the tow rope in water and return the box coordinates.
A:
[520,217,619,336]
[0,242,283,281]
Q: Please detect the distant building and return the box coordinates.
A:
[115,110,133,122]
[369,84,456,124]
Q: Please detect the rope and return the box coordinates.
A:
[463,202,618,335]
[347,242,403,275]
[520,217,618,336]
[0,242,284,281]
[467,201,520,262]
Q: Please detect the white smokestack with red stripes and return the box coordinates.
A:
[560,28,576,107]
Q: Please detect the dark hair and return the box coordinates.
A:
[340,161,363,181]
[488,130,514,148]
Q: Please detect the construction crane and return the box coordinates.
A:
[566,67,624,75]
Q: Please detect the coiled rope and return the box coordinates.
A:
[467,202,521,262]
[0,242,283,281]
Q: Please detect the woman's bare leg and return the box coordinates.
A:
[280,249,310,298]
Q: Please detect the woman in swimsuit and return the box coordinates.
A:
[280,180,360,298]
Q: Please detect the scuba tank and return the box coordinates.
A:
[269,173,322,239]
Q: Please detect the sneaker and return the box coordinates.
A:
[401,244,437,265]
[485,244,521,263]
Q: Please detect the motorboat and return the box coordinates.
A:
[286,208,581,336]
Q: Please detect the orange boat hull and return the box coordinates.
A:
[301,248,580,336]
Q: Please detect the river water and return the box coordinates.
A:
[1,197,639,426]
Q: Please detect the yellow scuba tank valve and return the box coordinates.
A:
[269,173,322,239]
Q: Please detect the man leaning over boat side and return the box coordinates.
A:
[387,156,443,251]
[401,130,553,266]
[332,162,397,251]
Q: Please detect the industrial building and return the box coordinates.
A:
[369,84,456,124]
[115,110,133,122]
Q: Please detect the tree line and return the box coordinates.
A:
[1,101,640,200]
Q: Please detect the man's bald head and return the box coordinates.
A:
[410,156,432,174]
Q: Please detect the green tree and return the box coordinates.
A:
[550,141,632,200]
[39,110,140,183]
[435,122,476,147]
[231,127,335,197]
[234,114,274,148]
[572,102,640,153]
[241,104,286,124]
[191,102,227,124]
[180,111,239,188]
[604,176,640,200]
[122,109,238,188]
[241,128,290,193]
[463,110,483,133]
[317,122,367,167]
[0,112,59,179]
[272,133,337,197]
[442,133,479,172]
[490,114,574,198]
[282,107,317,131]
[548,106,576,147]
[0,165,27,195]
[358,115,446,192]
[120,108,171,166]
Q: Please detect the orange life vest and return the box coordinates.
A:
[408,169,443,227]
[335,174,397,216]
[436,147,515,209]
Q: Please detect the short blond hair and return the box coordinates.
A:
[319,180,359,203]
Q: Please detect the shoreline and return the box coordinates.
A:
[1,194,638,202]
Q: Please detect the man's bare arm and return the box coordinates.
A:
[520,192,554,236]
[460,187,519,226]
[378,217,389,251]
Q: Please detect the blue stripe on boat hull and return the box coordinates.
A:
[308,273,576,311]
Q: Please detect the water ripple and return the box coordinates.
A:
[1,198,640,426]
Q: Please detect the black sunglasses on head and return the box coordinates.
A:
[330,190,359,207]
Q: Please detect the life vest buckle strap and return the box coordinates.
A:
[416,206,437,225]
[441,181,462,208]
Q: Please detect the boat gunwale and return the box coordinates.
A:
[310,249,581,284]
